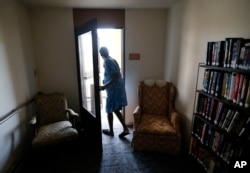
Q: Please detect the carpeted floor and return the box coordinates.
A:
[19,126,205,173]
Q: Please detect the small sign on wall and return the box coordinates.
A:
[129,53,140,60]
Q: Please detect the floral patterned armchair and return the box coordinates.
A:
[30,92,79,148]
[131,79,181,155]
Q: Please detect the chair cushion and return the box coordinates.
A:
[141,84,169,115]
[32,121,78,148]
[136,114,177,135]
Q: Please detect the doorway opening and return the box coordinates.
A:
[97,28,125,130]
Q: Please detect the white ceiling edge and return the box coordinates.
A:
[19,0,180,9]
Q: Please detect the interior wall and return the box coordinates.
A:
[125,9,167,124]
[0,0,37,172]
[164,0,250,149]
[30,7,79,112]
[30,8,167,125]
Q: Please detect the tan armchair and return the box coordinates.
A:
[131,79,181,155]
[30,92,79,148]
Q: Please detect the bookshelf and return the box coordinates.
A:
[189,38,250,173]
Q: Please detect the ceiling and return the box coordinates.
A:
[20,0,180,9]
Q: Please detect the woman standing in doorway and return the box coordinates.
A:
[99,47,129,137]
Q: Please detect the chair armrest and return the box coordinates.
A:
[66,109,79,128]
[66,109,79,117]
[169,110,181,134]
[133,106,141,129]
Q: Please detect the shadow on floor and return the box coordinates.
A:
[19,126,205,173]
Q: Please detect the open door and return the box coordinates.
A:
[74,19,102,151]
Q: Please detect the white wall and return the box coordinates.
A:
[164,0,250,149]
[125,9,166,124]
[30,7,79,112]
[0,0,37,172]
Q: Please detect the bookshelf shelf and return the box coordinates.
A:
[190,37,250,173]
[199,63,250,75]
[191,134,232,165]
[194,113,241,141]
[196,90,250,112]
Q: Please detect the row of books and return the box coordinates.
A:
[191,119,245,164]
[195,95,250,136]
[206,37,250,69]
[202,69,250,107]
[189,137,230,173]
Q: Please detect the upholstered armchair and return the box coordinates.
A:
[131,79,181,155]
[30,92,79,148]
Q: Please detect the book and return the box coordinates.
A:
[223,73,231,99]
[219,141,228,158]
[214,102,223,125]
[198,123,205,140]
[244,43,250,69]
[218,41,225,66]
[212,131,221,153]
[193,118,201,137]
[214,41,225,66]
[239,76,249,106]
[209,129,216,149]
[205,97,211,119]
[223,142,233,163]
[195,94,202,113]
[233,115,248,135]
[223,39,230,67]
[208,98,216,121]
[232,73,240,103]
[204,125,212,146]
[211,43,216,66]
[231,38,244,68]
[200,96,205,115]
[236,74,244,105]
[238,46,246,69]
[221,109,234,130]
[226,111,239,132]
[218,107,229,128]
[206,42,214,65]
[202,69,210,92]
[200,123,207,143]
[197,147,204,161]
[216,134,224,155]
[215,71,224,97]
[221,72,228,99]
[202,97,208,117]
[216,133,223,154]
[210,71,218,95]
[238,116,250,137]
[207,71,214,94]
[228,72,236,101]
[244,82,250,108]
[225,37,243,68]
[221,141,232,162]
[223,110,235,131]
[239,40,250,69]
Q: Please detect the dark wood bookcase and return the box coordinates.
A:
[189,63,250,173]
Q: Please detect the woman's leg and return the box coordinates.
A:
[103,112,114,136]
[107,112,114,134]
[114,110,129,133]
